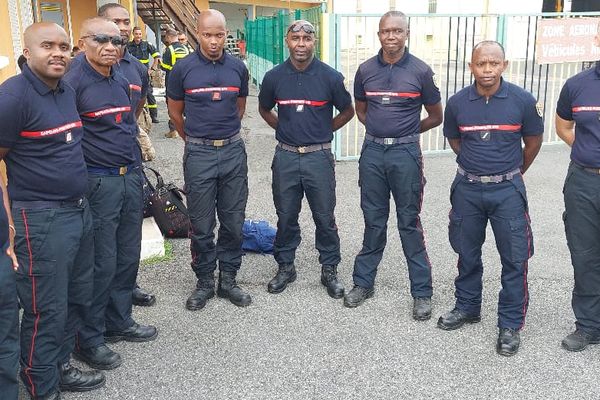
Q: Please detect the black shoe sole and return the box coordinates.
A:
[105,329,158,343]
[132,297,156,307]
[72,352,122,371]
[217,289,252,307]
[437,316,481,331]
[496,346,519,357]
[185,292,215,311]
[60,378,106,392]
[413,312,432,321]
[561,339,600,352]
[343,289,375,308]
[267,273,297,294]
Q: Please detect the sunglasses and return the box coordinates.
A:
[82,34,125,46]
[287,23,315,35]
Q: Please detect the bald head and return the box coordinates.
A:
[23,22,68,48]
[22,22,71,88]
[80,17,119,39]
[197,9,226,31]
[472,40,505,59]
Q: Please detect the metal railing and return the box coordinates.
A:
[332,12,600,160]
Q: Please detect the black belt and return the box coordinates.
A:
[365,133,420,145]
[573,162,600,175]
[186,132,241,147]
[12,197,85,210]
[87,164,137,176]
[457,167,521,183]
[277,142,332,154]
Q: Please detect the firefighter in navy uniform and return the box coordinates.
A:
[556,22,600,352]
[167,10,252,311]
[438,41,543,357]
[127,26,160,123]
[162,28,191,138]
[345,11,442,318]
[98,2,157,308]
[258,20,355,299]
[65,18,157,373]
[0,22,106,399]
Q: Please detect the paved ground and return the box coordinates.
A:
[28,89,600,400]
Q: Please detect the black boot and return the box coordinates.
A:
[185,275,215,311]
[321,265,344,299]
[267,263,297,294]
[59,361,105,392]
[217,271,252,307]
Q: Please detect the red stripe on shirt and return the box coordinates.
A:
[82,106,131,118]
[572,106,600,112]
[458,124,522,132]
[129,84,142,92]
[20,121,82,138]
[365,91,421,98]
[185,87,240,94]
[275,99,328,106]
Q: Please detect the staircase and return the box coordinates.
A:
[137,0,201,48]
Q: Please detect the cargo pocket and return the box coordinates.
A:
[15,259,57,313]
[509,217,533,262]
[448,210,462,254]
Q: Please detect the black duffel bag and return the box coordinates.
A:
[142,166,190,238]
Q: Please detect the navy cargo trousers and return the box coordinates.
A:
[448,173,533,329]
[352,140,433,297]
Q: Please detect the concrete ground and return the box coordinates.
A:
[37,88,599,400]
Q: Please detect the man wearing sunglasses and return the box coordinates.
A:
[0,22,106,399]
[97,2,158,309]
[345,11,442,319]
[168,9,252,311]
[65,17,157,373]
[258,20,355,298]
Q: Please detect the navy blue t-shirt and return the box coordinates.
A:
[258,58,352,146]
[167,51,248,139]
[354,49,441,138]
[443,79,543,175]
[556,61,600,168]
[64,57,137,168]
[0,64,87,204]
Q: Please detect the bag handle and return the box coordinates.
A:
[142,165,165,188]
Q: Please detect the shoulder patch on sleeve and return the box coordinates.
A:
[536,102,544,118]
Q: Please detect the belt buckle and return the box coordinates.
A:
[383,138,394,145]
[119,166,128,175]
[213,139,225,147]
[480,176,491,183]
[297,146,307,154]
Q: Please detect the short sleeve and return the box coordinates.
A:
[420,68,442,106]
[556,81,573,121]
[442,100,460,139]
[331,72,352,112]
[167,62,185,101]
[258,72,276,110]
[521,93,544,136]
[353,67,366,102]
[0,91,24,148]
[239,65,249,97]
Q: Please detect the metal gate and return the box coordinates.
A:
[332,12,600,160]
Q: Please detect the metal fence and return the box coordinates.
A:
[245,6,323,87]
[332,12,600,160]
